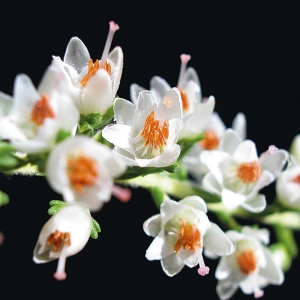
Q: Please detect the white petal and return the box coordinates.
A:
[145,230,173,260]
[130,83,145,105]
[220,129,241,155]
[206,112,226,137]
[216,279,239,300]
[161,253,185,277]
[157,88,182,120]
[222,189,246,210]
[241,194,266,213]
[233,140,258,163]
[215,257,232,280]
[112,147,138,166]
[114,98,135,125]
[81,69,113,114]
[260,149,288,177]
[204,222,235,256]
[179,196,207,213]
[150,76,171,105]
[202,172,222,195]
[102,124,135,156]
[0,92,13,117]
[232,112,247,141]
[108,46,123,95]
[143,214,161,237]
[63,37,90,73]
[184,67,201,92]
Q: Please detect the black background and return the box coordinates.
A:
[0,1,299,299]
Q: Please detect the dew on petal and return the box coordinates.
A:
[31,94,55,126]
[237,162,262,184]
[67,154,98,193]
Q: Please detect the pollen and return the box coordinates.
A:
[67,154,98,193]
[179,89,189,112]
[237,161,262,183]
[47,230,71,253]
[292,174,300,185]
[141,111,169,149]
[31,94,55,126]
[200,130,219,150]
[174,222,201,254]
[237,250,257,275]
[80,59,112,87]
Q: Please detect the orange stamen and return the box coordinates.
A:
[237,161,262,183]
[292,174,300,185]
[31,94,55,126]
[67,154,98,193]
[47,230,71,253]
[200,130,219,150]
[237,250,257,275]
[80,59,112,87]
[141,111,169,150]
[174,222,201,254]
[179,89,189,112]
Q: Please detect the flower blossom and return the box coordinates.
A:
[130,54,215,140]
[183,112,246,181]
[52,21,123,115]
[143,196,235,277]
[102,89,183,167]
[0,63,79,154]
[201,131,288,212]
[46,136,127,212]
[216,227,284,299]
[33,203,92,280]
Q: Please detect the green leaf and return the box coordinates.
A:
[55,129,72,144]
[49,200,66,206]
[116,163,178,180]
[90,217,101,239]
[0,190,9,206]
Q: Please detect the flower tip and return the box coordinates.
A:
[53,271,67,281]
[268,144,278,154]
[109,20,120,32]
[197,266,210,276]
[254,290,264,299]
[180,54,191,64]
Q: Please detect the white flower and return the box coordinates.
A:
[201,134,288,212]
[130,54,215,140]
[143,196,235,277]
[276,158,300,209]
[216,227,284,299]
[33,203,92,280]
[102,89,183,167]
[52,21,123,115]
[289,134,300,163]
[0,91,13,119]
[183,113,246,181]
[46,136,126,212]
[0,64,79,154]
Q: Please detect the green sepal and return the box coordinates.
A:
[178,132,205,159]
[116,163,178,180]
[0,190,9,206]
[48,200,67,216]
[55,129,72,144]
[0,141,28,172]
[77,105,114,136]
[90,217,101,239]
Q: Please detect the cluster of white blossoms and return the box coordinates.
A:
[0,20,297,299]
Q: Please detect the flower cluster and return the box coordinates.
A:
[0,20,297,299]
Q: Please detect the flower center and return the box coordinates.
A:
[31,93,55,126]
[237,161,262,183]
[80,59,111,87]
[137,110,169,157]
[200,130,219,150]
[292,174,300,185]
[237,250,257,275]
[174,222,201,253]
[67,154,98,193]
[47,230,71,253]
[179,89,189,112]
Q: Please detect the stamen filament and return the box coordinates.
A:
[177,54,191,89]
[53,246,67,281]
[99,21,120,69]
